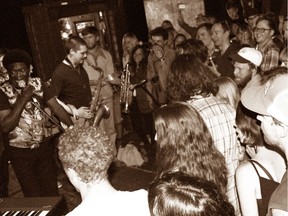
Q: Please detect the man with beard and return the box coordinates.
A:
[229,47,263,91]
[81,26,118,153]
[0,49,73,197]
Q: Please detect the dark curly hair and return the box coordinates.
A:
[3,49,32,70]
[167,54,218,102]
[154,102,227,195]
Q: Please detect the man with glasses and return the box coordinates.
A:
[253,13,280,72]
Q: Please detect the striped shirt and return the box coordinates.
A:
[257,39,279,73]
[188,95,241,215]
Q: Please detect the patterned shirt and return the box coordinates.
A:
[187,95,241,215]
[257,39,279,73]
[0,78,46,148]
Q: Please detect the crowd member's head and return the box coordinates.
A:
[58,126,113,188]
[235,24,256,47]
[177,39,208,62]
[195,14,215,26]
[211,21,231,50]
[235,102,263,156]
[81,26,100,50]
[161,20,174,30]
[148,172,235,216]
[154,102,227,194]
[64,35,87,66]
[253,13,278,46]
[225,0,242,21]
[215,77,240,109]
[197,23,214,49]
[173,33,186,52]
[130,44,148,67]
[3,49,33,90]
[167,54,218,102]
[122,33,139,55]
[149,27,168,48]
[244,8,260,28]
[229,47,263,89]
[241,67,288,152]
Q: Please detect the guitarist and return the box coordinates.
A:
[47,35,93,127]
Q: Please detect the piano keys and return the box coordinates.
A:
[0,197,66,216]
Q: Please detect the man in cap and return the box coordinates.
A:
[241,67,288,215]
[230,46,263,91]
[0,49,73,197]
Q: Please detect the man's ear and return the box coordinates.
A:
[224,30,230,38]
[269,29,275,38]
[69,49,75,56]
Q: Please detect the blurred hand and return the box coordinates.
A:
[21,85,35,102]
[77,106,93,119]
[152,45,164,59]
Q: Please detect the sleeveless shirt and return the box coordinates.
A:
[248,160,279,216]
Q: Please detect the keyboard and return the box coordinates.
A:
[0,197,65,216]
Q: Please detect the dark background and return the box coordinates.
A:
[0,0,231,53]
[0,0,149,53]
[0,0,286,54]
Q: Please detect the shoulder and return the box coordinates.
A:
[236,161,257,179]
[100,48,112,58]
[53,63,69,76]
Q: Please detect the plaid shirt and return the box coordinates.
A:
[187,95,241,215]
[257,39,279,72]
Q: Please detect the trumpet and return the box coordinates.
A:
[120,63,132,113]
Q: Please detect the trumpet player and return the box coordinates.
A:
[82,26,120,152]
[128,44,156,163]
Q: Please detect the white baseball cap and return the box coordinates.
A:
[241,72,288,126]
[230,47,263,67]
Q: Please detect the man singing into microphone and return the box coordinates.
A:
[0,49,73,197]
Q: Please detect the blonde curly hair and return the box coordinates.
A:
[58,126,113,183]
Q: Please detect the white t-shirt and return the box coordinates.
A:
[66,188,150,216]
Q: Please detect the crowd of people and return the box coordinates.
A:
[0,0,287,215]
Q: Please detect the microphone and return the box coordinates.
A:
[130,79,148,90]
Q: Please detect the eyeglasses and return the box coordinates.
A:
[252,27,271,33]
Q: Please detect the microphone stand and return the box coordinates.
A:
[31,100,65,132]
[139,85,160,108]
